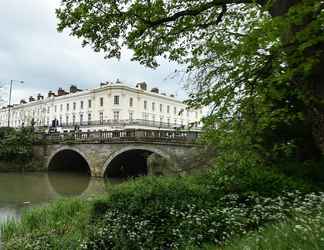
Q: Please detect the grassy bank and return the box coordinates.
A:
[217,210,324,250]
[2,164,324,249]
[2,199,92,250]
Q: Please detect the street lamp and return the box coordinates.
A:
[7,80,24,127]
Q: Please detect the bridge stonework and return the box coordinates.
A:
[32,130,200,177]
[32,142,195,177]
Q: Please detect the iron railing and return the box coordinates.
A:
[50,119,200,130]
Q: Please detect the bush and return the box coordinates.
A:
[0,127,33,163]
[81,165,317,249]
[219,207,324,250]
[84,190,324,250]
[202,163,313,197]
[2,163,320,250]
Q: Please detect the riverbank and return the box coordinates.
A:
[2,164,323,249]
[0,160,44,173]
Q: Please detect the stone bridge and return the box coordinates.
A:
[32,129,200,178]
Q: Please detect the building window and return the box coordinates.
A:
[73,102,76,110]
[66,103,69,111]
[47,106,50,114]
[129,97,133,107]
[114,96,120,105]
[72,115,76,125]
[174,107,177,115]
[80,114,83,125]
[60,104,63,112]
[100,97,104,107]
[152,114,155,122]
[113,111,119,121]
[54,105,57,113]
[66,115,69,125]
[152,102,155,112]
[143,113,149,121]
[59,116,62,126]
[144,100,147,110]
[99,112,104,125]
[88,113,92,125]
[167,105,170,113]
[160,104,163,113]
[80,101,84,109]
[129,112,133,121]
[160,117,163,126]
[167,118,170,126]
[88,100,92,108]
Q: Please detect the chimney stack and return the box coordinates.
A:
[20,99,27,104]
[29,96,35,102]
[37,94,44,101]
[48,91,55,98]
[136,82,147,91]
[151,87,159,94]
[70,85,81,93]
[57,88,68,96]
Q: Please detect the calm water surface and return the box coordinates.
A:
[0,172,119,247]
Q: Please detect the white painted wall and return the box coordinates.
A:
[0,83,203,131]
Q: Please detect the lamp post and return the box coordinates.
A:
[7,80,24,127]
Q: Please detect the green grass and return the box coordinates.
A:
[1,164,322,249]
[1,198,92,250]
[214,212,324,250]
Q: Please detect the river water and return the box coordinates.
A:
[0,172,115,247]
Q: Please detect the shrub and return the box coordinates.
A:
[1,163,319,249]
[202,163,312,197]
[82,167,319,250]
[83,191,324,250]
[219,207,324,250]
[0,127,33,163]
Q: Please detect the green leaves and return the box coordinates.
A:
[0,127,33,162]
[56,0,324,166]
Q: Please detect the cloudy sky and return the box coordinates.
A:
[0,0,185,105]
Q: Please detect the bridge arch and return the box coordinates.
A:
[47,147,91,175]
[102,146,170,178]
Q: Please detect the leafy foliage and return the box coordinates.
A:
[0,127,33,162]
[2,164,318,249]
[56,0,324,173]
[219,208,324,250]
[2,199,92,250]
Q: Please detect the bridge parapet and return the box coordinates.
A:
[33,129,201,145]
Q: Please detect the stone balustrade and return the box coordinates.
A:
[33,129,200,145]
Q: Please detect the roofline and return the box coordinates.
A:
[0,84,186,111]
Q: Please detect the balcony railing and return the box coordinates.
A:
[50,119,200,130]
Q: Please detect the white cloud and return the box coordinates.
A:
[0,0,187,105]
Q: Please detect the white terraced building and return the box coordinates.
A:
[0,81,203,131]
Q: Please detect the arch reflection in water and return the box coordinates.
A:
[47,172,91,196]
[104,149,154,178]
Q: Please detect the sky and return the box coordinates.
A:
[0,0,185,105]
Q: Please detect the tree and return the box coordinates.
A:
[56,1,324,166]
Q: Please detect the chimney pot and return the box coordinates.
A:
[136,82,147,91]
[151,87,159,94]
